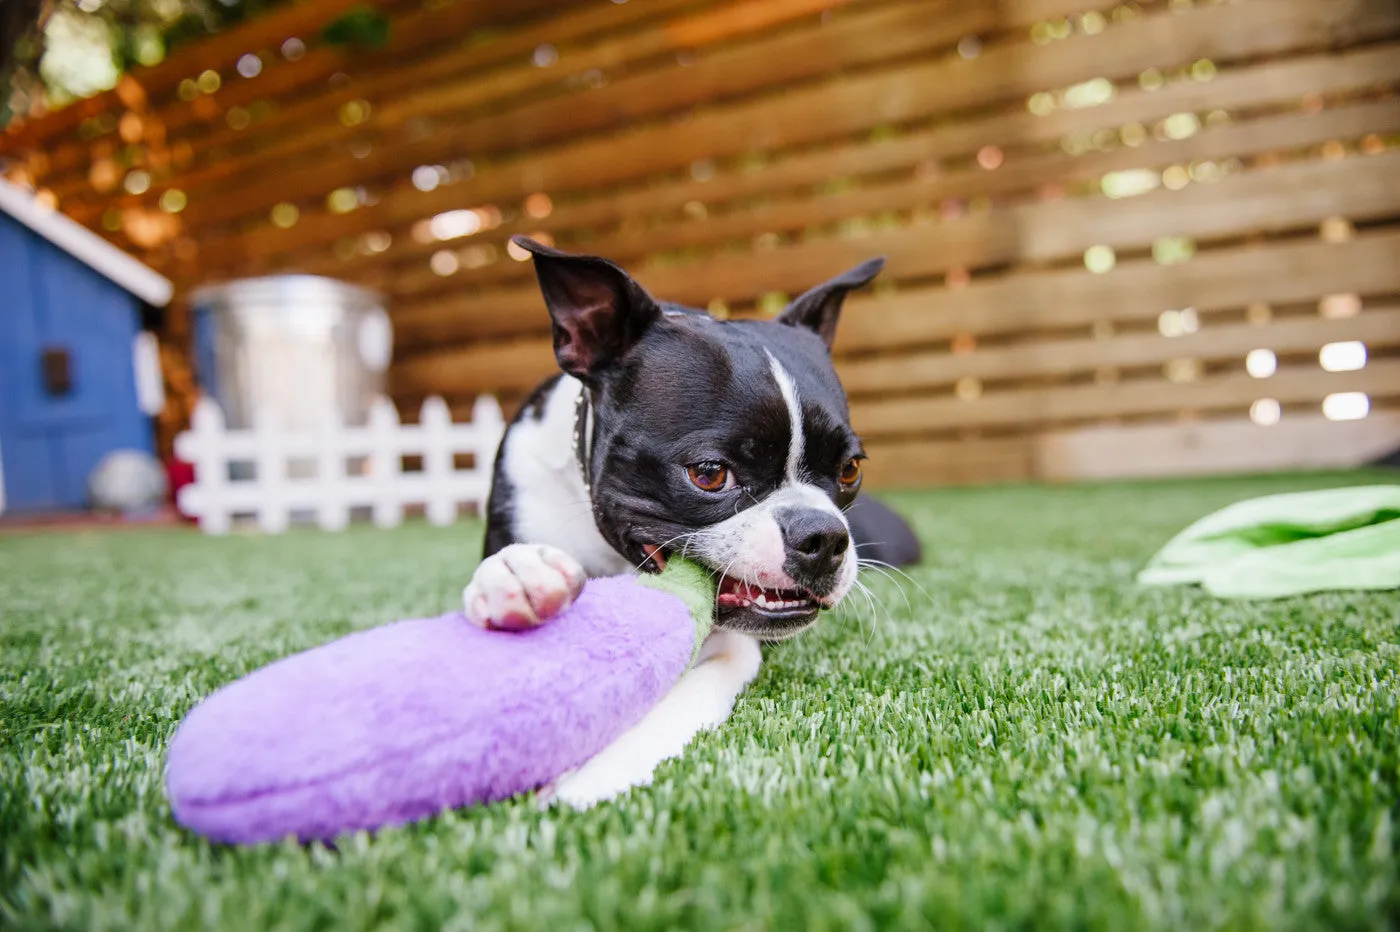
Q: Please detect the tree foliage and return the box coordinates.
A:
[1,0,294,126]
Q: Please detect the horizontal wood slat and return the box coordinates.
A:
[378,0,924,151]
[863,412,1400,488]
[478,44,1400,249]
[862,437,1036,487]
[124,0,865,208]
[387,150,1400,347]
[36,0,705,189]
[840,306,1400,396]
[390,339,555,402]
[836,229,1400,353]
[1036,412,1400,482]
[382,96,1400,299]
[199,37,1400,277]
[168,0,999,230]
[34,0,1097,179]
[142,0,1398,239]
[849,358,1400,437]
[389,228,1400,402]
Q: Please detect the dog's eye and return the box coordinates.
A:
[687,462,731,493]
[839,458,863,487]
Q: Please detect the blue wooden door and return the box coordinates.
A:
[0,214,154,513]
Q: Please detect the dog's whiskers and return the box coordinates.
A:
[824,554,930,646]
[832,575,880,645]
[855,564,914,619]
[856,579,881,644]
[715,551,744,587]
[627,529,702,574]
[856,558,931,608]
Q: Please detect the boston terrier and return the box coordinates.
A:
[460,235,920,806]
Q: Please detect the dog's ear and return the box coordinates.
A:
[514,236,662,377]
[776,257,885,349]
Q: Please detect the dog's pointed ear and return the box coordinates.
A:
[776,257,885,349]
[514,236,662,377]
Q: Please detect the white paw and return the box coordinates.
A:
[462,543,587,630]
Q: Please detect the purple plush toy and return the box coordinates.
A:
[165,558,720,845]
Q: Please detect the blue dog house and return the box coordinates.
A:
[0,179,171,514]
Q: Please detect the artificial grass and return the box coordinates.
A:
[2,471,1398,931]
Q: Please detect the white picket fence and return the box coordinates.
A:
[174,395,505,534]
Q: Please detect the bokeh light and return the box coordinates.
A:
[1084,245,1115,274]
[1249,398,1281,426]
[1322,392,1369,421]
[1245,349,1276,379]
[270,203,299,228]
[1319,341,1366,372]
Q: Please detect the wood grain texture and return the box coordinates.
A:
[193,39,1400,277]
[840,306,1400,396]
[384,151,1400,348]
[8,0,1400,487]
[849,359,1400,437]
[389,224,1400,402]
[380,97,1400,299]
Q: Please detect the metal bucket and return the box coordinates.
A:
[190,275,392,431]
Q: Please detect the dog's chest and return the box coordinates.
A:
[498,376,632,577]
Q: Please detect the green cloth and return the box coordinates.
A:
[1138,485,1400,599]
[637,555,716,664]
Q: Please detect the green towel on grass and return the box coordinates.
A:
[1138,486,1400,599]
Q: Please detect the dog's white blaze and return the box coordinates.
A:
[685,356,858,617]
[766,350,805,483]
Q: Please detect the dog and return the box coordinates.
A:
[461,235,920,805]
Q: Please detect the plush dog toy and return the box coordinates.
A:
[165,557,730,845]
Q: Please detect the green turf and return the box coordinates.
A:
[3,472,1398,931]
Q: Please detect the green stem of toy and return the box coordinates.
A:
[636,556,716,665]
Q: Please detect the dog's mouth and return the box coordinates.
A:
[714,575,822,639]
[642,544,823,640]
[716,576,819,617]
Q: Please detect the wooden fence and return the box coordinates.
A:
[4,0,1399,486]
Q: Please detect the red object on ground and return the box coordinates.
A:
[167,457,198,523]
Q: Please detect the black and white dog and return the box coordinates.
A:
[461,236,919,804]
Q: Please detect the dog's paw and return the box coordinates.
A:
[462,543,587,630]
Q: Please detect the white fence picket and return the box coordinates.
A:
[174,398,231,534]
[174,394,505,535]
[419,397,456,528]
[315,410,349,532]
[366,397,403,530]
[254,409,289,534]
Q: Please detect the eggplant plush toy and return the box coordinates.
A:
[165,557,747,845]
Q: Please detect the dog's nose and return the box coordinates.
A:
[779,510,849,585]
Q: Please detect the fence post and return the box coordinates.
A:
[316,410,349,532]
[471,395,506,457]
[253,409,289,534]
[175,397,231,535]
[420,396,455,527]
[367,396,403,529]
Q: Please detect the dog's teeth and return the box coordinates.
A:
[717,578,819,613]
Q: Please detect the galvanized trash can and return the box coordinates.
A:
[191,275,392,431]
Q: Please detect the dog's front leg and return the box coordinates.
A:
[462,543,588,630]
[543,629,763,809]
